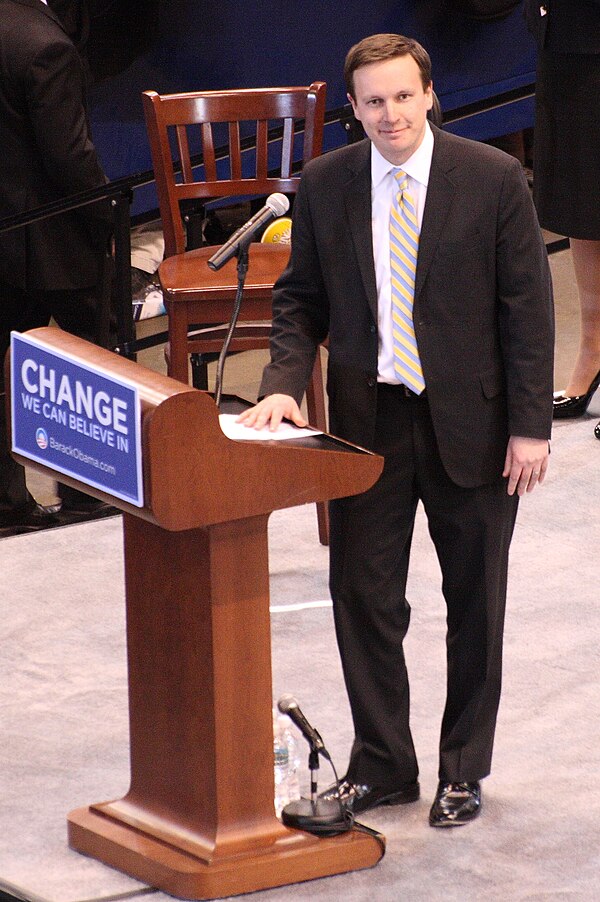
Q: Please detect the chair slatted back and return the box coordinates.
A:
[143,83,326,257]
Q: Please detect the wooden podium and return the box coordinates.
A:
[7,327,384,900]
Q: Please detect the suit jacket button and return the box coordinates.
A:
[367,377,376,387]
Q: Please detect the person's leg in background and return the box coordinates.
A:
[0,280,62,530]
[564,238,600,397]
[49,286,119,516]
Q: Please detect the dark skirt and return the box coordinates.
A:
[533,50,600,240]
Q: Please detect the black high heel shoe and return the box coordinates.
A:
[553,369,600,419]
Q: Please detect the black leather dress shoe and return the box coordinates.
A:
[0,501,62,532]
[58,499,120,521]
[0,500,120,536]
[553,369,600,419]
[429,781,481,827]
[318,777,420,814]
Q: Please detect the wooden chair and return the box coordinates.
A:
[142,82,329,543]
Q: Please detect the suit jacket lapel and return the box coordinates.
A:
[342,141,379,323]
[415,127,459,302]
[339,132,460,322]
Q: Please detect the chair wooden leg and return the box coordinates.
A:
[315,497,330,547]
[306,348,329,546]
[190,354,209,390]
[166,303,191,384]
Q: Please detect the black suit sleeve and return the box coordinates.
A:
[495,157,554,439]
[26,35,109,230]
[259,168,330,404]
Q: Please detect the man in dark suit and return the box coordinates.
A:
[0,0,112,531]
[239,34,554,826]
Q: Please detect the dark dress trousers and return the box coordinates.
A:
[0,0,111,509]
[260,128,554,784]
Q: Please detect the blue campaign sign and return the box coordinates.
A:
[10,332,144,507]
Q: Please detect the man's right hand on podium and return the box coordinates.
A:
[237,394,306,433]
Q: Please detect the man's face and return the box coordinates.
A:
[349,55,433,166]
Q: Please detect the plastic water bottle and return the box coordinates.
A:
[273,709,301,817]
[283,717,301,804]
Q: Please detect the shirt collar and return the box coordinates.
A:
[371,121,434,190]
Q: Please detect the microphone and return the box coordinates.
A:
[207,192,290,271]
[277,694,331,760]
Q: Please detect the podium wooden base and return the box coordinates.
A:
[68,805,384,900]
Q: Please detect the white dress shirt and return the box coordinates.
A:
[371,122,434,383]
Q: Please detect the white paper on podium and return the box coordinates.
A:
[218,414,323,442]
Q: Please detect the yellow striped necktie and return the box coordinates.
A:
[389,169,425,394]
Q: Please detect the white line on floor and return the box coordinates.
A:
[270,599,332,613]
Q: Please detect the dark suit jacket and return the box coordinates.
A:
[525,0,600,53]
[260,127,554,488]
[0,0,109,291]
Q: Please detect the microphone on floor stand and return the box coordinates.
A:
[277,694,331,759]
[277,695,351,836]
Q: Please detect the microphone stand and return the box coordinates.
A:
[308,746,320,808]
[281,738,350,837]
[213,242,250,408]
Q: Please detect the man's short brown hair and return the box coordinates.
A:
[344,33,433,98]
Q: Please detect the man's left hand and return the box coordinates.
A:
[503,436,550,496]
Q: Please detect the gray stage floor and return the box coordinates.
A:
[2,246,600,901]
